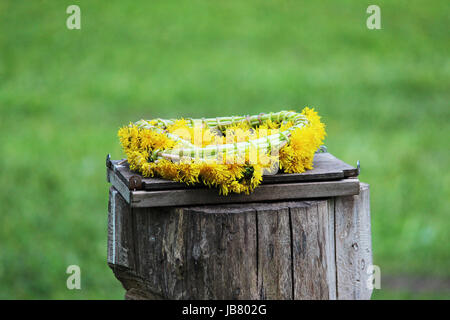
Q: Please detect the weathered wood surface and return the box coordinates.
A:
[290,200,337,299]
[335,183,373,300]
[107,152,358,191]
[108,166,360,208]
[129,178,360,208]
[106,152,361,208]
[107,183,372,300]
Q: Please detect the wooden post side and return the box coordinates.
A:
[256,206,293,299]
[357,183,373,300]
[290,200,337,299]
[182,206,258,299]
[108,187,156,299]
[335,183,372,300]
[108,188,370,300]
[107,187,135,269]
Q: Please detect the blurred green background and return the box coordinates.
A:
[0,0,448,299]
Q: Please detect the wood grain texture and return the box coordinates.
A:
[183,206,258,299]
[108,187,153,298]
[326,197,337,300]
[108,194,348,300]
[107,184,372,300]
[107,152,361,208]
[109,152,358,191]
[290,201,336,299]
[129,178,360,208]
[334,183,373,300]
[107,168,131,203]
[256,206,292,299]
[356,183,373,300]
[107,187,134,268]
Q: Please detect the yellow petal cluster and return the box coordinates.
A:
[279,107,326,173]
[117,108,326,195]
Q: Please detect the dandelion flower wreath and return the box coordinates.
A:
[118,107,326,195]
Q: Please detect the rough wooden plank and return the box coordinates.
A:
[113,204,258,300]
[132,206,178,298]
[326,197,337,300]
[108,190,372,300]
[107,187,115,265]
[126,205,259,299]
[110,152,358,191]
[356,183,373,300]
[262,171,343,184]
[183,207,258,299]
[109,204,186,299]
[107,168,131,203]
[125,288,163,300]
[256,207,293,299]
[130,178,360,208]
[108,187,153,297]
[334,183,372,300]
[159,207,190,299]
[335,194,357,300]
[110,203,188,299]
[290,200,336,299]
[107,187,134,268]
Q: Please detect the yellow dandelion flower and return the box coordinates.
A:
[117,108,326,194]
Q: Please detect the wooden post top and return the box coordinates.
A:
[106,152,360,208]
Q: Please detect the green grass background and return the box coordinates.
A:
[0,0,448,299]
